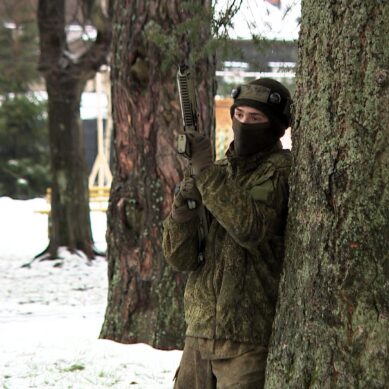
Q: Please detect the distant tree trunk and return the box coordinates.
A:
[45,75,93,257]
[266,1,389,387]
[37,0,111,259]
[100,0,215,349]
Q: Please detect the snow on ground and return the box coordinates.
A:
[0,197,182,389]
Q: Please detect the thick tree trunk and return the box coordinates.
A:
[265,1,389,387]
[37,0,111,259]
[46,75,94,258]
[100,0,215,349]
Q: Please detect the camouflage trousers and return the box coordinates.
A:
[173,342,267,389]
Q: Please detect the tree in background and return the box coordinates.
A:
[0,0,40,95]
[0,1,49,198]
[266,1,388,387]
[37,0,111,259]
[99,0,221,349]
[0,96,49,198]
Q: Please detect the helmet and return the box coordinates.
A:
[230,78,292,129]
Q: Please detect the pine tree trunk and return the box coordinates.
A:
[100,0,215,349]
[265,1,389,387]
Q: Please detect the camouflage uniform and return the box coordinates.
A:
[163,141,291,387]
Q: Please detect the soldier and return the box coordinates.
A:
[163,78,292,388]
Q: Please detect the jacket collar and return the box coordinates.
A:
[226,140,283,174]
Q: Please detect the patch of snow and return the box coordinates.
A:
[0,198,182,388]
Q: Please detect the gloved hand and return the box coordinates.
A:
[171,176,202,223]
[186,131,213,176]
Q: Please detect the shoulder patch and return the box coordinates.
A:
[249,179,274,203]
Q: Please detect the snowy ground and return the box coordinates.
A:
[0,198,181,389]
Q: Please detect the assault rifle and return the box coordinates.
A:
[176,63,198,160]
[176,63,211,263]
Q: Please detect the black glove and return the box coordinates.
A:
[186,131,213,176]
[171,176,202,223]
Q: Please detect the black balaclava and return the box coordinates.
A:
[232,112,286,157]
[230,78,292,157]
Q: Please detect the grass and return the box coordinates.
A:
[62,363,86,372]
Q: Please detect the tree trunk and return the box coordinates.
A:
[46,75,94,258]
[100,0,215,349]
[265,1,389,387]
[37,0,111,259]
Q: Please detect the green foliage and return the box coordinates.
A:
[143,1,243,72]
[0,6,40,94]
[142,1,295,89]
[0,96,50,198]
[212,0,243,39]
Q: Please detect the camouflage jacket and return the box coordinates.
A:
[162,142,292,346]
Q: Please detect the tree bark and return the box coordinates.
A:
[100,0,215,349]
[46,74,94,258]
[37,0,111,259]
[266,1,389,387]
